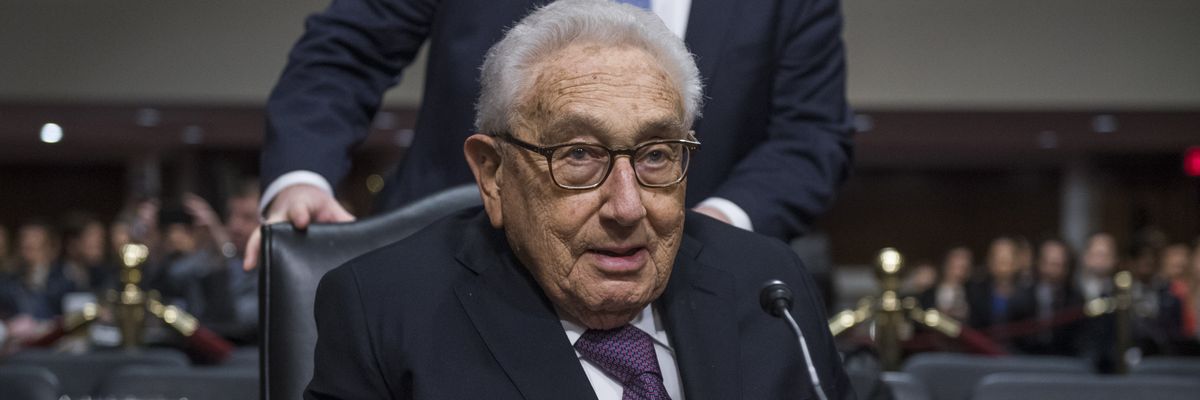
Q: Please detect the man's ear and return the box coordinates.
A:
[464,134,504,228]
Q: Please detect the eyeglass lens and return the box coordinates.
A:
[549,142,689,188]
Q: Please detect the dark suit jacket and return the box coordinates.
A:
[1005,281,1084,356]
[264,0,853,240]
[0,262,77,320]
[305,208,853,399]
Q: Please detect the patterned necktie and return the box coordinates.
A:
[616,0,651,11]
[574,324,672,400]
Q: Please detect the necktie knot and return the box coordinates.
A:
[574,324,671,400]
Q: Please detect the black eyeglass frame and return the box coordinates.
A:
[492,132,702,190]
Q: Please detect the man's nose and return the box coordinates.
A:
[598,159,647,227]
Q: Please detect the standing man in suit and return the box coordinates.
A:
[247,0,853,269]
[306,2,851,398]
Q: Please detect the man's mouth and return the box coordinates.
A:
[592,247,641,257]
[587,246,649,273]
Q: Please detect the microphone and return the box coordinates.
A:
[760,280,829,400]
[759,280,794,317]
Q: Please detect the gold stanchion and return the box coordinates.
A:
[115,244,150,349]
[827,248,1134,369]
[876,248,904,371]
[28,242,227,359]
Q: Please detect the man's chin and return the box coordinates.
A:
[575,308,644,330]
[557,290,649,329]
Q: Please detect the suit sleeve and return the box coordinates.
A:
[262,0,438,190]
[711,0,853,239]
[305,266,393,400]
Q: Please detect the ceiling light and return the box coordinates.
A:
[1092,114,1117,133]
[40,123,63,143]
[135,108,162,127]
[181,125,204,144]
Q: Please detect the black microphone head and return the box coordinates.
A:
[759,279,794,317]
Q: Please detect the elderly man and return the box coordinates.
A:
[306,2,850,399]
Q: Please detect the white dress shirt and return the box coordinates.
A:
[560,306,686,400]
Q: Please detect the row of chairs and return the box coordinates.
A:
[0,186,482,400]
[881,353,1200,400]
[0,348,258,400]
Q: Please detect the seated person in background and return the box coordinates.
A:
[967,237,1019,330]
[0,221,75,355]
[1160,243,1196,338]
[918,246,973,322]
[59,212,116,295]
[1007,238,1084,356]
[1077,232,1117,302]
[0,221,76,321]
[1127,242,1184,354]
[1075,232,1119,372]
[206,181,262,344]
[306,2,851,399]
[143,204,228,325]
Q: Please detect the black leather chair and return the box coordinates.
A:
[97,365,258,400]
[901,353,1091,400]
[972,372,1200,400]
[2,348,189,398]
[0,365,60,400]
[260,184,481,400]
[881,372,931,400]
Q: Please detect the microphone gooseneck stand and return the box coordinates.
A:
[760,280,829,400]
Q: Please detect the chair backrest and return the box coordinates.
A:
[1130,357,1200,381]
[97,365,257,400]
[260,184,481,400]
[973,372,1200,400]
[2,348,189,398]
[224,346,260,369]
[882,372,931,400]
[901,353,1091,400]
[0,365,60,400]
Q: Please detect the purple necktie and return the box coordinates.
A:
[575,324,672,400]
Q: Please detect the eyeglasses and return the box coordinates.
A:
[493,132,701,190]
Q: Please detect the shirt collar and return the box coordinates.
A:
[560,305,673,351]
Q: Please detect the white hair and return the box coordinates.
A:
[475,0,703,134]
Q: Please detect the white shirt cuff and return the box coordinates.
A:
[260,170,334,216]
[698,197,753,232]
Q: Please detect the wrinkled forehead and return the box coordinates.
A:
[516,43,687,145]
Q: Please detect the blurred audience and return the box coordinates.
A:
[205,181,261,344]
[1161,243,1196,338]
[967,237,1019,329]
[59,212,115,294]
[141,190,260,344]
[919,246,974,322]
[1125,234,1186,355]
[0,221,76,321]
[1078,232,1118,302]
[1007,238,1084,356]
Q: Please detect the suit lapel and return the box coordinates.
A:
[658,235,741,400]
[454,224,599,400]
